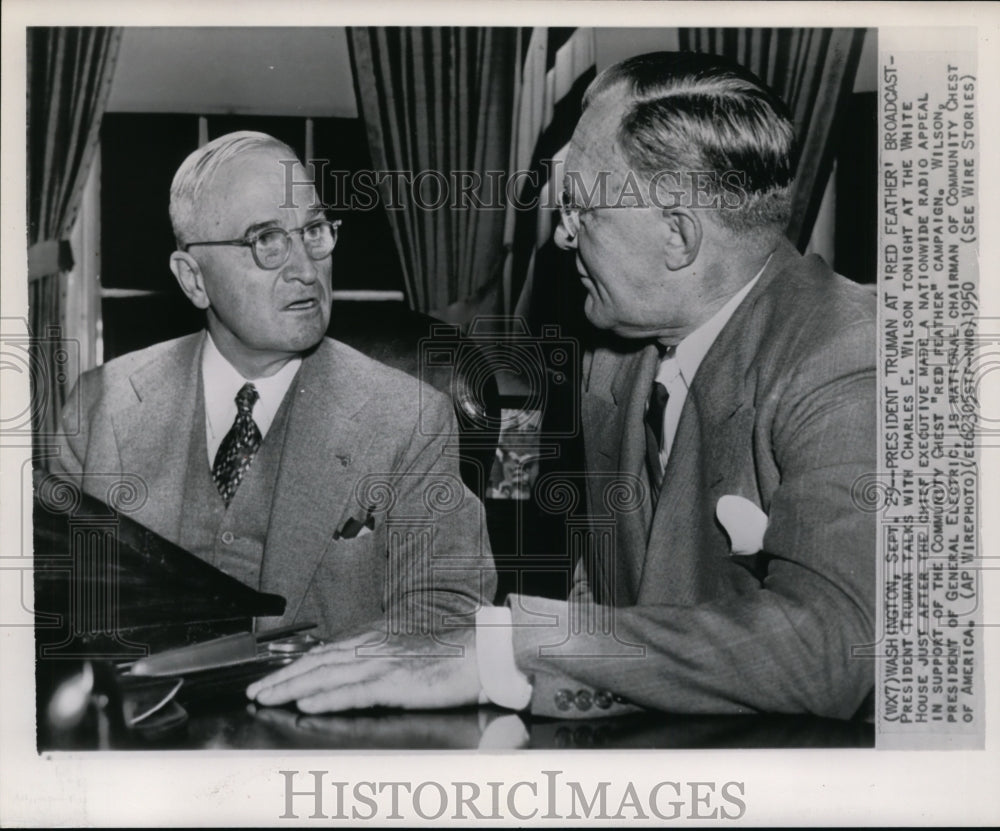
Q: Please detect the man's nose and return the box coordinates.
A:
[553,221,577,251]
[281,235,319,282]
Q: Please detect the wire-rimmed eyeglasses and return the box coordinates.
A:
[183,219,342,270]
[557,188,653,241]
[556,189,588,241]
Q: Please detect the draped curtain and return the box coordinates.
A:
[27,27,121,446]
[678,28,867,250]
[348,28,519,316]
[501,28,596,323]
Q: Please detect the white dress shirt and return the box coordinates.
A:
[650,265,764,478]
[201,334,302,466]
[476,260,769,713]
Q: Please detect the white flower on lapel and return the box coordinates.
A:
[716,495,769,556]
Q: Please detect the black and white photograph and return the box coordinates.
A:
[1,1,998,826]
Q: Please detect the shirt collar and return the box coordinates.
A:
[201,332,302,439]
[664,258,770,389]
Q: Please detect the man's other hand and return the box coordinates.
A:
[246,627,480,713]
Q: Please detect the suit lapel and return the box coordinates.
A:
[113,334,203,542]
[584,342,660,603]
[261,340,378,623]
[637,240,801,598]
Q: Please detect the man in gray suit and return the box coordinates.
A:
[249,52,876,719]
[50,131,495,640]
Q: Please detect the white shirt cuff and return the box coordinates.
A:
[475,606,533,711]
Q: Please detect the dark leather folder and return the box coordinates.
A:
[33,479,287,656]
[33,477,310,747]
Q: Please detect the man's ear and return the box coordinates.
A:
[661,207,702,271]
[169,251,210,310]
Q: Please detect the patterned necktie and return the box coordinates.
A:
[212,382,262,506]
[644,379,670,498]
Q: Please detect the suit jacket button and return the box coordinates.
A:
[594,690,613,709]
[554,689,573,711]
[575,689,593,711]
[221,531,235,545]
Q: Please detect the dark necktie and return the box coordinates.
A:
[212,382,262,506]
[644,379,669,498]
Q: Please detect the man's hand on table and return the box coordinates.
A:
[246,626,481,713]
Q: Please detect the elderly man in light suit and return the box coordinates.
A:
[249,52,876,720]
[51,131,495,640]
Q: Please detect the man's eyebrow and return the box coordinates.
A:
[242,210,325,237]
[242,219,282,237]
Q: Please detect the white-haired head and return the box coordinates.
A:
[169,131,300,247]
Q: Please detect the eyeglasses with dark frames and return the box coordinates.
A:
[183,219,342,270]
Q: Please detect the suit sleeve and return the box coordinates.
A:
[509,317,876,720]
[47,374,90,481]
[380,388,497,633]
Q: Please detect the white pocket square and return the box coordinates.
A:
[716,495,768,556]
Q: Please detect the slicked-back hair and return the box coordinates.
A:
[585,51,798,234]
[169,131,300,247]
